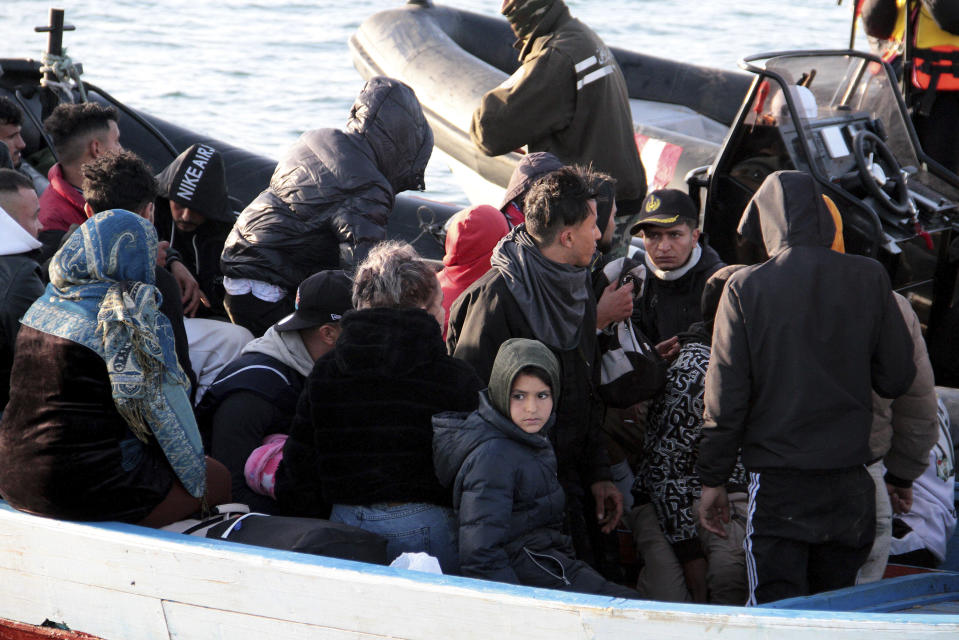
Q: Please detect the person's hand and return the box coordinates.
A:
[591,480,624,534]
[886,483,913,514]
[596,279,634,330]
[156,241,169,268]
[655,336,680,362]
[698,485,729,538]
[169,261,210,317]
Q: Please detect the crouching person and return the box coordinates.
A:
[433,338,637,598]
[0,210,230,527]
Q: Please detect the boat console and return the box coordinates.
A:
[697,50,959,339]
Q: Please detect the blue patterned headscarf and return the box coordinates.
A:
[21,210,206,498]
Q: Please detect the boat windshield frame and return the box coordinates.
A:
[737,49,959,195]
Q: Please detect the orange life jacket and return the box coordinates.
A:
[911,4,959,91]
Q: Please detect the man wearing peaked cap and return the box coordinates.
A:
[631,188,724,360]
[201,270,353,514]
[155,143,237,320]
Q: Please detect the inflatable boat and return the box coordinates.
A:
[349,0,751,205]
[0,24,458,261]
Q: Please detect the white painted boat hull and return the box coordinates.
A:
[1,503,957,639]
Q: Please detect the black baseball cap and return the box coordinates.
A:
[630,189,699,235]
[274,270,353,332]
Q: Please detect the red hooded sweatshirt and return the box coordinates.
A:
[437,204,510,338]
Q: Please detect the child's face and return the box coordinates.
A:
[509,373,553,433]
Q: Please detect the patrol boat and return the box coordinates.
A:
[349,0,749,206]
[350,0,959,371]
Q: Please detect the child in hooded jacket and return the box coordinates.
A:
[433,338,637,597]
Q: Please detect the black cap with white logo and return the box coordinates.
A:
[275,270,353,332]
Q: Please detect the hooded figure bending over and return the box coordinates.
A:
[220,76,433,336]
[696,171,916,605]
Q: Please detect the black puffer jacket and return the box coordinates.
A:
[433,393,567,584]
[275,307,482,516]
[220,77,433,290]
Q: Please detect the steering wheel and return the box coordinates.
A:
[852,130,910,216]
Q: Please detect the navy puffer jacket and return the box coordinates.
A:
[220,76,433,290]
[433,393,570,584]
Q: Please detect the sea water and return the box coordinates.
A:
[0,0,869,205]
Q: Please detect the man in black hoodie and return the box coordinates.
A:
[696,171,916,604]
[220,76,433,337]
[155,143,237,320]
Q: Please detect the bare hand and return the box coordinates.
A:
[656,336,680,362]
[156,241,169,268]
[596,279,634,330]
[169,261,210,317]
[886,483,913,514]
[698,485,730,538]
[591,480,624,534]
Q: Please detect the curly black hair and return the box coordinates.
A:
[81,150,158,215]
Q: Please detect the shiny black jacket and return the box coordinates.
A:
[220,77,433,290]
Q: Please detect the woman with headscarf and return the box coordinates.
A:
[0,210,230,527]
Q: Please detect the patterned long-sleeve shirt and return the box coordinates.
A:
[633,340,747,561]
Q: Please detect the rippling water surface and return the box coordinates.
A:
[1,1,869,204]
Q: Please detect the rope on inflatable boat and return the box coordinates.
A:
[39,51,87,103]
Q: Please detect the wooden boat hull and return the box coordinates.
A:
[0,503,957,639]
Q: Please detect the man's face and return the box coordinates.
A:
[0,122,26,168]
[568,199,600,267]
[597,200,618,254]
[170,200,206,232]
[3,186,42,239]
[641,222,700,271]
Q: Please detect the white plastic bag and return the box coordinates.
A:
[389,552,443,574]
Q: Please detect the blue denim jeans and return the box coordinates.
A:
[330,502,459,574]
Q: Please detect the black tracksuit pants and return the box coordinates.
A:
[744,466,875,605]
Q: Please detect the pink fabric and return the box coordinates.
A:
[39,163,87,232]
[244,434,288,498]
[437,204,510,338]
